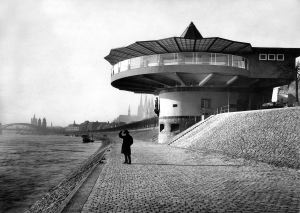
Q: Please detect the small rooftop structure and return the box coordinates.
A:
[181,22,203,39]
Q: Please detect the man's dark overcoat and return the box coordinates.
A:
[119,132,133,155]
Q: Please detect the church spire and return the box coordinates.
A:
[137,94,144,119]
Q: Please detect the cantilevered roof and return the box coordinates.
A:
[105,22,252,65]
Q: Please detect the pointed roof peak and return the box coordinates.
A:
[181,22,203,39]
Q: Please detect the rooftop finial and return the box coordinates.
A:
[181,22,203,39]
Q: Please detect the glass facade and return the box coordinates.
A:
[111,52,249,75]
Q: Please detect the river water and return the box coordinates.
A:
[0,133,103,213]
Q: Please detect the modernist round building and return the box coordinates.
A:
[105,22,300,143]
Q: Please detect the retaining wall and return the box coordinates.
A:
[93,127,158,143]
[171,107,300,169]
[24,138,110,213]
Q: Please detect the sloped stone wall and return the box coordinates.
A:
[25,138,111,213]
[171,107,300,169]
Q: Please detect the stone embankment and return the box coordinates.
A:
[94,127,158,143]
[170,107,300,169]
[24,137,111,213]
[24,129,157,213]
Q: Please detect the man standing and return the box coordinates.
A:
[119,130,133,164]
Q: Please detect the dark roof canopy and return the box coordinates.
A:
[105,22,252,65]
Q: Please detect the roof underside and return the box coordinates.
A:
[105,37,252,65]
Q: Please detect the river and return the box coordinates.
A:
[0,133,103,213]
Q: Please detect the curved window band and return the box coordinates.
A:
[111,52,249,75]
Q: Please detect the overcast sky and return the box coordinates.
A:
[0,0,300,126]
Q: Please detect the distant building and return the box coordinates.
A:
[113,95,156,124]
[113,106,136,124]
[137,95,155,120]
[38,118,41,127]
[65,121,80,132]
[77,121,111,131]
[87,121,102,131]
[31,114,48,128]
[96,122,111,130]
[114,104,140,124]
[42,118,47,128]
[31,114,38,126]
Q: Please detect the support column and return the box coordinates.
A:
[157,89,240,143]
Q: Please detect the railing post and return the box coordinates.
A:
[227,90,230,113]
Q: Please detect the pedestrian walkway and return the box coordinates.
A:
[82,140,300,213]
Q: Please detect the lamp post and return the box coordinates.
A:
[296,64,300,105]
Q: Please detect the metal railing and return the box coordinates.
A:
[111,52,249,75]
[84,117,159,133]
[215,104,237,114]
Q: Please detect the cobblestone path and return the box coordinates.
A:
[82,140,300,213]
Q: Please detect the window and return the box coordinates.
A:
[178,52,194,64]
[160,124,164,132]
[144,55,159,67]
[120,60,129,72]
[268,54,276,61]
[201,99,211,108]
[161,53,176,65]
[170,123,179,132]
[173,104,178,107]
[259,54,267,61]
[130,57,142,69]
[232,55,245,68]
[277,54,284,61]
[111,67,114,75]
[196,52,211,64]
[113,63,120,73]
[215,54,229,66]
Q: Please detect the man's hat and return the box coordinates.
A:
[124,130,129,134]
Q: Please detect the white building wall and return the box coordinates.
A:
[159,91,239,117]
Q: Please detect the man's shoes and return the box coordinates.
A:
[128,162,131,164]
[123,161,128,164]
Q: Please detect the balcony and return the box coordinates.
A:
[111,52,249,76]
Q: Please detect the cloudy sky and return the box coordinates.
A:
[0,0,300,126]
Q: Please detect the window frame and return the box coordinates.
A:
[277,54,284,61]
[201,98,211,109]
[268,54,276,61]
[259,54,267,61]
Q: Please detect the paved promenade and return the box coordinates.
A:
[82,140,300,213]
